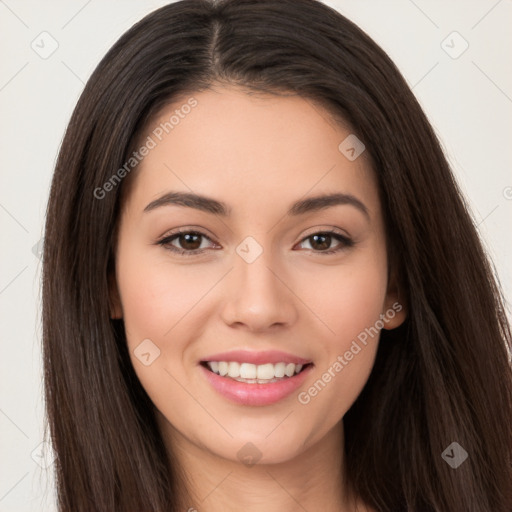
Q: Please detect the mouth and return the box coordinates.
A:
[199,360,314,406]
[200,360,314,384]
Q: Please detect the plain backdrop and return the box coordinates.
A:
[1,1,511,510]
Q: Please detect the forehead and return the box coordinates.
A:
[124,86,379,218]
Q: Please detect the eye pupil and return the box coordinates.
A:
[310,233,331,251]
[180,233,201,250]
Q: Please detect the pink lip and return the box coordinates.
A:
[199,363,314,406]
[200,349,312,365]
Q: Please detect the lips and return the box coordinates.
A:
[198,349,314,406]
[199,362,313,406]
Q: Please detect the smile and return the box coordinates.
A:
[202,361,309,383]
[199,360,314,406]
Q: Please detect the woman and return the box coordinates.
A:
[42,0,512,510]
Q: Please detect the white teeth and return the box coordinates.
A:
[256,363,274,380]
[240,363,257,379]
[218,361,229,376]
[228,361,240,378]
[205,361,307,380]
[285,363,295,377]
[274,362,285,378]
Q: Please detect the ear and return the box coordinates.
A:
[382,264,407,330]
[108,270,123,319]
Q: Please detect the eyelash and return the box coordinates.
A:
[156,228,354,257]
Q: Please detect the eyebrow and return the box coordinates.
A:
[144,191,370,219]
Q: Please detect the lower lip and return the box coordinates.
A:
[199,363,314,406]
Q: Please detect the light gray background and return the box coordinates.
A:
[1,1,511,510]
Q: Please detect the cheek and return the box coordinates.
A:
[315,268,386,335]
[116,246,211,346]
[115,244,227,403]
[297,245,388,347]
[293,248,387,423]
[115,249,212,417]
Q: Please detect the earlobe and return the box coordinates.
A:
[382,267,407,330]
[108,272,123,319]
[382,295,407,330]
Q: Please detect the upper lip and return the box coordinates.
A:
[200,350,312,366]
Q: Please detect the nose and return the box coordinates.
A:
[219,245,298,333]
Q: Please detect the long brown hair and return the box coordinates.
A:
[42,0,512,510]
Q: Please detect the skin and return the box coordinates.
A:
[110,85,406,512]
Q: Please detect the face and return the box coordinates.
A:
[111,85,405,466]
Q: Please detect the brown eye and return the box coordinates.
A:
[176,232,202,250]
[158,230,217,256]
[298,231,354,254]
[309,233,332,251]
